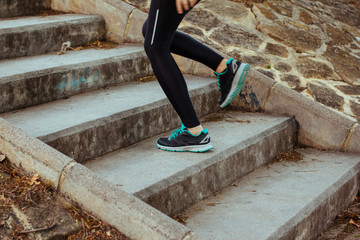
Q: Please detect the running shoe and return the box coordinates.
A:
[215,58,250,108]
[157,123,213,153]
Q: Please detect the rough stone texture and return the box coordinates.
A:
[324,46,360,86]
[0,46,152,114]
[210,24,263,51]
[263,84,355,150]
[259,24,323,53]
[59,163,194,240]
[233,69,276,112]
[0,15,106,60]
[51,0,137,43]
[0,0,51,18]
[281,74,301,89]
[184,149,360,240]
[307,83,345,111]
[275,62,292,72]
[1,78,219,163]
[85,113,296,217]
[297,58,336,80]
[265,42,289,57]
[336,85,360,95]
[350,100,360,120]
[346,124,360,152]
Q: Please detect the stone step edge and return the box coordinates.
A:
[274,160,360,239]
[0,47,152,113]
[0,117,194,240]
[135,117,296,216]
[39,81,218,162]
[226,68,359,153]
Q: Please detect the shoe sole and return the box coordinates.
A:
[156,142,213,153]
[220,63,250,108]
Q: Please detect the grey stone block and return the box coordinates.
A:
[59,162,194,240]
[42,80,219,162]
[346,123,360,153]
[52,0,135,43]
[233,69,276,112]
[0,15,105,60]
[124,8,147,43]
[184,149,360,240]
[85,113,296,216]
[0,117,72,187]
[263,83,356,150]
[0,0,51,18]
[0,47,151,113]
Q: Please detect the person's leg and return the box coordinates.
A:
[144,0,213,152]
[143,0,201,129]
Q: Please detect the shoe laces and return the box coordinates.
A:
[214,58,233,91]
[169,128,185,140]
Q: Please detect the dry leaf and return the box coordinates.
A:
[349,219,360,228]
[0,155,5,162]
[28,174,41,186]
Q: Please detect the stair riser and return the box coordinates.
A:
[0,0,51,18]
[0,52,152,113]
[39,84,219,162]
[0,17,105,60]
[136,119,297,216]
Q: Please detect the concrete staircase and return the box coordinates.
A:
[1,1,359,240]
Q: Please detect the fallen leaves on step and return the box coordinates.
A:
[206,202,222,206]
[57,41,71,55]
[28,174,41,186]
[349,219,360,228]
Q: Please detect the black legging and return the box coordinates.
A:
[142,0,223,128]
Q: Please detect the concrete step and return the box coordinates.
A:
[0,45,152,113]
[84,112,296,216]
[182,149,360,240]
[0,76,219,162]
[0,14,105,60]
[0,0,51,18]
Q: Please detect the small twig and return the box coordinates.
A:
[17,222,56,234]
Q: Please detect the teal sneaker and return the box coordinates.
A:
[215,58,250,108]
[157,123,213,153]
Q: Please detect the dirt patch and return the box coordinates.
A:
[0,154,131,240]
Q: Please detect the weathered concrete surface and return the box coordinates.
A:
[59,162,195,240]
[183,149,360,240]
[346,123,360,153]
[0,0,51,18]
[85,112,296,216]
[51,0,144,43]
[0,14,105,60]
[264,84,356,151]
[1,77,219,162]
[0,45,151,113]
[0,117,72,188]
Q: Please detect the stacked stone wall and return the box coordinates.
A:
[125,0,360,121]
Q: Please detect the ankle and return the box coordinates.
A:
[216,59,228,73]
[188,125,204,135]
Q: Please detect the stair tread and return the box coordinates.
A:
[0,45,144,82]
[84,112,292,195]
[0,14,102,30]
[0,76,215,138]
[183,149,360,240]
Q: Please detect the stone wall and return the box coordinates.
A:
[125,0,360,122]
